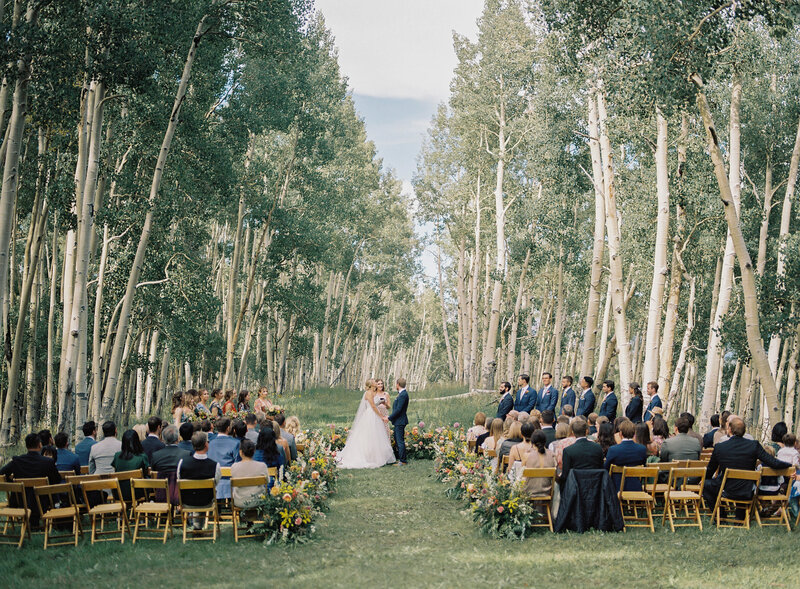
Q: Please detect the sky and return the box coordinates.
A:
[315,0,484,278]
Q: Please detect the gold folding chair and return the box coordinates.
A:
[0,482,31,547]
[178,479,219,543]
[754,467,795,531]
[80,465,89,474]
[468,440,477,453]
[130,479,172,543]
[231,476,268,542]
[662,467,706,531]
[34,483,83,548]
[498,454,510,475]
[521,467,557,532]
[217,466,233,523]
[65,473,103,516]
[618,466,659,532]
[58,470,75,481]
[296,443,305,454]
[104,468,143,518]
[81,479,130,543]
[711,469,761,529]
[645,462,677,516]
[700,448,713,462]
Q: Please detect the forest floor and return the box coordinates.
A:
[1,388,798,588]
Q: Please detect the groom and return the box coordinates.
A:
[388,377,409,465]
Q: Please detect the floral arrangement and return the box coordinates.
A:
[266,404,284,417]
[253,480,320,544]
[470,477,540,540]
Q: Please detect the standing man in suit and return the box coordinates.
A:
[88,421,122,474]
[537,372,558,414]
[208,417,241,499]
[75,421,97,466]
[142,416,165,461]
[604,420,647,492]
[702,417,790,513]
[560,420,604,484]
[598,380,618,421]
[514,374,537,413]
[643,381,663,422]
[703,414,720,448]
[389,378,410,465]
[575,376,596,418]
[496,381,514,421]
[559,376,576,416]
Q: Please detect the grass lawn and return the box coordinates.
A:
[2,387,798,588]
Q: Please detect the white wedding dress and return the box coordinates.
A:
[337,394,396,469]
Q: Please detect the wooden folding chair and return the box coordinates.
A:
[468,440,477,453]
[231,475,268,542]
[521,467,557,532]
[618,466,659,532]
[65,473,103,516]
[296,443,306,454]
[700,448,713,462]
[645,462,677,516]
[104,468,143,518]
[498,454,510,475]
[217,467,233,523]
[81,479,130,543]
[80,466,89,474]
[711,469,761,529]
[58,470,75,481]
[754,467,795,531]
[662,467,706,531]
[130,479,172,543]
[34,483,83,548]
[0,482,31,547]
[178,479,219,543]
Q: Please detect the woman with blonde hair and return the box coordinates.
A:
[285,416,301,437]
[496,421,524,474]
[172,391,193,426]
[336,378,396,469]
[133,423,148,442]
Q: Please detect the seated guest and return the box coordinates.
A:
[548,422,569,453]
[275,413,298,461]
[285,416,302,438]
[89,421,122,474]
[550,423,577,475]
[540,410,557,446]
[133,423,148,441]
[39,429,54,448]
[244,413,259,443]
[507,422,535,476]
[54,432,81,476]
[587,413,599,436]
[556,414,570,426]
[516,411,530,423]
[272,420,292,464]
[112,430,150,502]
[0,433,61,526]
[481,418,504,453]
[522,430,557,505]
[562,404,575,418]
[777,434,799,467]
[713,411,732,446]
[254,427,285,488]
[496,421,523,472]
[681,412,704,446]
[201,419,217,442]
[560,420,604,485]
[634,423,659,461]
[612,416,629,445]
[625,382,644,424]
[597,421,616,456]
[41,445,58,461]
[604,420,647,492]
[177,432,221,529]
[475,418,494,449]
[208,417,241,499]
[703,413,720,448]
[75,421,97,466]
[178,422,195,452]
[703,417,790,513]
[230,439,268,508]
[150,425,190,474]
[467,412,488,442]
[141,416,165,461]
[660,415,701,462]
[232,419,248,441]
[650,415,670,455]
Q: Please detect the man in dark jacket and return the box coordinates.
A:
[0,433,62,526]
[703,417,790,511]
[560,420,603,485]
[141,416,165,460]
[703,414,720,448]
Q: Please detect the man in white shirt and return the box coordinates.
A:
[88,421,122,475]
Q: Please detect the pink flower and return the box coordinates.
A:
[294,517,303,525]
[418,421,425,428]
[453,422,461,428]
[497,506,504,513]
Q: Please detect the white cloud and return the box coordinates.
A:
[316,0,483,101]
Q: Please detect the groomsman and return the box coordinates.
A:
[537,372,558,414]
[559,376,576,415]
[643,381,663,422]
[514,374,537,413]
[496,381,514,421]
[598,379,618,420]
[575,376,596,418]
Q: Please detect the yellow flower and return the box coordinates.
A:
[270,486,281,496]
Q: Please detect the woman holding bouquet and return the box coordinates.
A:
[253,387,273,417]
[222,390,237,414]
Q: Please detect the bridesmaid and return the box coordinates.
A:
[625,382,644,424]
[253,387,273,416]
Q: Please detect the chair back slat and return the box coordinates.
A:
[16,477,48,488]
[220,466,232,478]
[231,476,268,488]
[723,468,761,482]
[521,467,557,478]
[178,479,215,490]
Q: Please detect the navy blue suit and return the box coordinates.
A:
[208,434,241,499]
[643,394,662,422]
[496,393,514,421]
[389,389,409,463]
[598,392,618,420]
[625,396,643,424]
[75,436,96,466]
[604,440,648,492]
[514,386,536,413]
[538,385,558,413]
[702,428,718,449]
[559,387,576,415]
[576,389,596,418]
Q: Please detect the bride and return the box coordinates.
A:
[337,379,396,469]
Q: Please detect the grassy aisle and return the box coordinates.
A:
[2,460,798,588]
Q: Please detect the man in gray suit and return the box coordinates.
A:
[88,421,122,474]
[150,425,191,474]
[660,415,701,462]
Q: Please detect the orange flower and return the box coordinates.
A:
[282,493,293,502]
